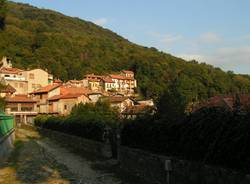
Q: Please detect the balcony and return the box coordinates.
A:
[3,76,26,81]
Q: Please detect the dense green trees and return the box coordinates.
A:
[34,101,120,141]
[1,2,250,102]
[122,107,250,171]
[0,0,7,30]
[156,83,187,123]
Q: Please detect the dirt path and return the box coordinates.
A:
[0,128,143,184]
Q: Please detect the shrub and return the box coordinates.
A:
[34,102,119,142]
[121,107,250,172]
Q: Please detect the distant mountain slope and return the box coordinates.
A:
[0,1,250,101]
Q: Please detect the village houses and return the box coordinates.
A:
[0,57,53,95]
[0,56,154,123]
[84,70,137,95]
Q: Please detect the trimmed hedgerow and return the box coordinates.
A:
[121,107,250,172]
[34,102,119,142]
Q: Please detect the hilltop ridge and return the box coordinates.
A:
[1,1,250,101]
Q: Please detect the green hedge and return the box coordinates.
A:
[34,102,119,142]
[35,115,106,142]
[121,107,250,172]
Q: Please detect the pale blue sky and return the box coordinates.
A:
[11,0,250,74]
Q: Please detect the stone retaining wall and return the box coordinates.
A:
[38,128,112,158]
[37,127,250,184]
[118,146,250,184]
[0,130,15,161]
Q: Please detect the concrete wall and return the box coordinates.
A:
[118,146,250,184]
[0,130,15,161]
[38,128,112,158]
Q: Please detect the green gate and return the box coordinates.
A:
[0,113,14,137]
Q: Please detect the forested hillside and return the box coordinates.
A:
[1,1,250,102]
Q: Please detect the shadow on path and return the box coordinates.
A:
[0,128,76,184]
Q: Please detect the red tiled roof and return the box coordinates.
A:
[60,87,91,95]
[239,94,250,108]
[0,67,23,74]
[109,74,134,80]
[53,79,63,84]
[60,93,86,99]
[122,70,134,74]
[48,95,63,101]
[193,94,250,112]
[6,95,36,103]
[68,80,82,84]
[101,77,115,83]
[84,74,104,80]
[109,74,126,80]
[0,84,16,93]
[48,93,88,101]
[31,84,61,94]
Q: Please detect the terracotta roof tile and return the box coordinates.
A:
[31,84,61,94]
[60,87,91,95]
[68,80,82,84]
[0,84,16,93]
[0,67,23,74]
[101,77,114,83]
[48,93,89,101]
[6,95,36,103]
[193,94,250,112]
[53,79,63,84]
[109,74,134,80]
[122,70,134,74]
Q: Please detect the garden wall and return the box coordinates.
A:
[38,128,112,158]
[37,127,250,184]
[119,146,250,184]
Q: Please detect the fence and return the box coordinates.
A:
[0,113,15,161]
[0,113,14,137]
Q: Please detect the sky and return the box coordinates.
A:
[12,0,250,74]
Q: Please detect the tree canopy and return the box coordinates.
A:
[1,2,250,102]
[0,0,7,29]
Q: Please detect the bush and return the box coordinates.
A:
[34,102,120,142]
[121,107,250,172]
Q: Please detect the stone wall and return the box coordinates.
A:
[38,128,112,158]
[118,146,250,184]
[0,130,15,161]
[36,127,250,184]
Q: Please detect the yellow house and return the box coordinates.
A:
[21,69,52,93]
[30,83,61,114]
[0,67,28,95]
[100,77,115,92]
[88,79,101,91]
[48,93,90,115]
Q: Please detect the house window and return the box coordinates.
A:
[29,73,35,79]
[40,94,42,100]
[10,107,18,112]
[14,83,18,88]
[64,105,67,110]
[21,107,33,112]
[19,83,24,88]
